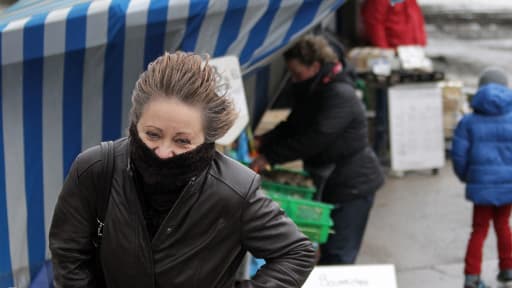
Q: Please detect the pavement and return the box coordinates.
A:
[357,162,504,288]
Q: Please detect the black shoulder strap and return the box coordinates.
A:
[94,141,115,248]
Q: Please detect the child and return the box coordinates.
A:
[452,67,512,288]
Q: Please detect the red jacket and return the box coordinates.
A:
[361,0,427,48]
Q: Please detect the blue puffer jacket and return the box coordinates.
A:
[452,83,512,205]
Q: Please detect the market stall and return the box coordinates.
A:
[0,0,345,286]
[347,45,451,175]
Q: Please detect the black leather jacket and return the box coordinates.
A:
[50,138,315,287]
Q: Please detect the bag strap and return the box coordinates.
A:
[93,141,115,248]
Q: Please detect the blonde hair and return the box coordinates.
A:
[284,34,338,65]
[130,52,237,143]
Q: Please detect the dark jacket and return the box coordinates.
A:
[452,84,512,206]
[260,63,384,203]
[50,138,315,288]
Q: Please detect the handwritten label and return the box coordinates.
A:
[302,265,397,288]
[388,83,445,171]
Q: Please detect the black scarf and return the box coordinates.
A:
[129,124,215,189]
[290,75,318,95]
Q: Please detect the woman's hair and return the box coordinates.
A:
[130,51,237,143]
[283,34,338,66]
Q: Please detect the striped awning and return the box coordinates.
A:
[0,0,344,286]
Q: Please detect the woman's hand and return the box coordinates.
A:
[252,136,262,151]
[249,154,270,173]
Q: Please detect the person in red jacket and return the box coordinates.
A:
[361,0,427,49]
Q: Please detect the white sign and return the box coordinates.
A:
[388,83,445,172]
[302,265,397,288]
[208,56,249,145]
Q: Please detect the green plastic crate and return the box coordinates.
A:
[295,219,333,244]
[272,165,310,176]
[266,192,334,244]
[267,192,289,211]
[286,198,333,223]
[261,166,315,199]
[261,181,316,200]
[266,191,289,211]
[266,192,333,223]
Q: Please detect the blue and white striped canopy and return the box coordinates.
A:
[0,0,344,286]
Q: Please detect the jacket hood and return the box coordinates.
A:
[471,83,512,116]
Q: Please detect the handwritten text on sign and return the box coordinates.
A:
[302,265,397,288]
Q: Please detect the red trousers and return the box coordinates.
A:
[465,204,512,274]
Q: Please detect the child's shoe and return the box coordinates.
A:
[464,274,488,288]
[497,269,512,286]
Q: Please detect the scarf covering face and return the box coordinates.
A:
[129,124,216,188]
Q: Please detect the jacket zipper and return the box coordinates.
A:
[127,167,157,288]
[151,176,197,243]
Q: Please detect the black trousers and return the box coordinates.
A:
[305,163,374,265]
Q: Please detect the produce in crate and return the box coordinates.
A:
[260,168,314,188]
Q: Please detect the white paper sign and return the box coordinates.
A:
[388,83,445,172]
[302,265,397,288]
[208,56,249,145]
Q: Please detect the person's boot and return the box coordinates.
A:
[497,269,512,286]
[464,275,489,288]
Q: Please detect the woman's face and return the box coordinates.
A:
[136,97,205,159]
[286,58,320,82]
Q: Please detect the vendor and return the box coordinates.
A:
[250,35,385,264]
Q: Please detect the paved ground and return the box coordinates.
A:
[357,162,504,287]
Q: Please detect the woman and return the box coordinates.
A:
[251,35,384,265]
[50,52,315,287]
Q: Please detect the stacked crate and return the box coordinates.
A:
[441,81,465,139]
[261,168,334,244]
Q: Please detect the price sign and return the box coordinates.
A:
[302,265,397,288]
